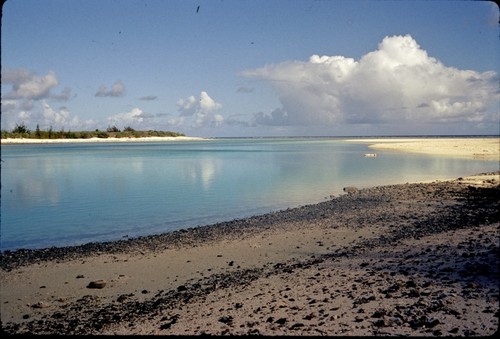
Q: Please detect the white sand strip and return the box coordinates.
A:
[0,136,208,144]
[345,137,499,160]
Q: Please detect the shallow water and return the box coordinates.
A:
[1,137,497,251]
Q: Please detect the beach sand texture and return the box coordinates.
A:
[346,137,499,160]
[0,137,499,335]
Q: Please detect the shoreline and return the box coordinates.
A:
[345,137,499,161]
[1,171,499,335]
[3,135,498,161]
[1,137,499,334]
[0,136,208,144]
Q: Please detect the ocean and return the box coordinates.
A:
[1,137,497,251]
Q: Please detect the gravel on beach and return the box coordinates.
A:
[1,172,499,335]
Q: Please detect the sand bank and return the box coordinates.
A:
[1,172,498,335]
[0,136,207,144]
[345,137,499,160]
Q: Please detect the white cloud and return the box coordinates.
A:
[41,101,80,128]
[107,107,154,128]
[1,68,79,130]
[212,114,224,127]
[51,87,73,101]
[176,91,223,128]
[1,100,87,131]
[199,91,222,113]
[241,34,498,128]
[95,80,126,97]
[2,69,63,100]
[176,95,197,116]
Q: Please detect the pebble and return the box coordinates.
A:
[1,176,498,335]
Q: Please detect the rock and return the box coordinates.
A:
[290,323,305,330]
[87,280,106,289]
[275,317,287,325]
[302,313,315,320]
[31,301,50,308]
[425,317,440,328]
[116,295,128,303]
[218,315,233,325]
[354,316,364,322]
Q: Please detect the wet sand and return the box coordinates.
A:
[1,172,499,335]
[1,137,499,335]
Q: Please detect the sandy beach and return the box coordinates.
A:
[0,136,207,144]
[345,137,499,161]
[1,137,499,335]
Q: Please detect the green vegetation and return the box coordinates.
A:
[1,122,185,139]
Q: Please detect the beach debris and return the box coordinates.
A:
[343,186,358,195]
[159,317,179,331]
[87,280,107,289]
[31,301,50,309]
[2,177,499,336]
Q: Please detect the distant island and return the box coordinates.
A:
[1,122,186,140]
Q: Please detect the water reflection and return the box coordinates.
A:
[179,157,221,192]
[1,140,498,251]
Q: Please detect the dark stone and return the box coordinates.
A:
[218,316,233,325]
[275,318,287,325]
[87,280,106,289]
[290,323,304,330]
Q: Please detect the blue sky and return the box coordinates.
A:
[1,0,499,137]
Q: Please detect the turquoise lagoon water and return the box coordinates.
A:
[1,137,498,251]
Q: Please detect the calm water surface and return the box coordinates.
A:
[1,137,498,251]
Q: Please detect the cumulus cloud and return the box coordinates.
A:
[51,87,73,101]
[176,91,223,128]
[1,69,72,101]
[225,114,254,127]
[0,69,80,130]
[107,107,154,128]
[255,108,290,126]
[95,80,126,97]
[241,35,498,128]
[176,95,198,116]
[41,101,81,128]
[0,99,88,131]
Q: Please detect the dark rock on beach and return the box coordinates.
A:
[1,172,499,335]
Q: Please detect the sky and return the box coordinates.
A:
[1,0,499,137]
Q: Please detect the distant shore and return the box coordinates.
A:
[345,137,499,161]
[0,136,207,144]
[3,137,498,161]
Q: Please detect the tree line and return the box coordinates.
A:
[1,122,185,139]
